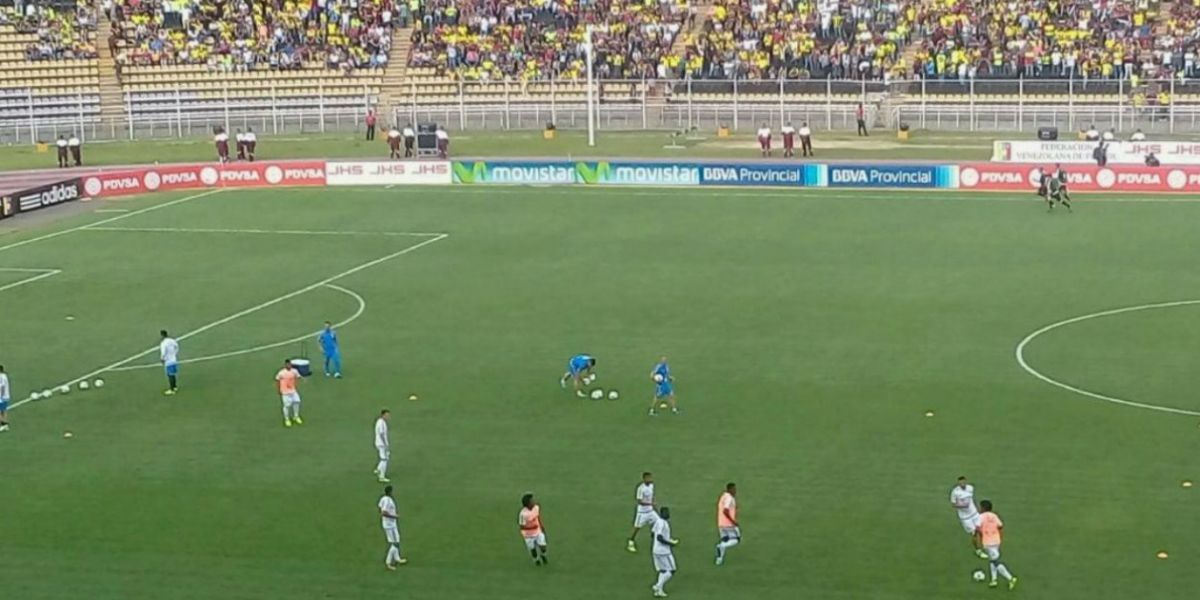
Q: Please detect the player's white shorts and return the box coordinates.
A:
[383,525,400,544]
[633,510,658,528]
[522,532,546,550]
[653,553,677,572]
[376,445,390,460]
[281,392,300,406]
[719,526,741,541]
[960,514,981,535]
[984,544,1001,561]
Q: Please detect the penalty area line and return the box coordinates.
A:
[8,233,449,411]
[85,226,447,237]
[0,268,61,293]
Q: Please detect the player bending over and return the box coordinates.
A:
[628,471,657,552]
[378,485,408,569]
[651,507,679,598]
[519,493,549,565]
[275,360,303,427]
[649,356,677,416]
[560,354,596,398]
[1043,172,1071,212]
[975,500,1018,590]
[160,330,180,395]
[950,476,988,559]
[715,482,740,565]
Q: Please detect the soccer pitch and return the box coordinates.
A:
[1,186,1199,599]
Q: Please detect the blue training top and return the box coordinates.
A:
[319,327,339,353]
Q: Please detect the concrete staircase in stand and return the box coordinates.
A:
[96,11,124,120]
[377,25,413,118]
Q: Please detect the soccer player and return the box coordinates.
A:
[1047,173,1071,212]
[560,354,596,398]
[950,476,988,559]
[244,128,257,161]
[650,507,679,598]
[160,330,179,395]
[649,356,677,416]
[0,364,10,432]
[781,122,796,158]
[628,471,657,552]
[402,123,416,157]
[715,482,740,565]
[378,484,407,569]
[374,409,391,483]
[387,125,402,159]
[435,125,450,159]
[214,127,230,163]
[318,321,342,378]
[68,133,82,166]
[235,129,247,161]
[519,492,548,565]
[1054,163,1073,207]
[799,122,813,156]
[975,500,1018,590]
[276,360,303,427]
[56,134,68,168]
[756,123,772,157]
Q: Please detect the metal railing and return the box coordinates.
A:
[4,77,1200,143]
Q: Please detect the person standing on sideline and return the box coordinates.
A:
[756,123,772,157]
[318,320,342,378]
[56,134,69,168]
[276,360,303,427]
[403,123,416,157]
[715,482,740,565]
[628,471,657,552]
[519,493,549,565]
[975,500,1018,589]
[856,103,868,136]
[160,330,180,395]
[0,365,10,432]
[214,127,230,163]
[799,122,814,156]
[435,125,450,158]
[235,129,247,160]
[244,128,257,161]
[366,109,377,141]
[68,133,82,166]
[379,485,408,569]
[650,507,679,598]
[374,409,391,483]
[781,122,796,157]
[387,125,402,159]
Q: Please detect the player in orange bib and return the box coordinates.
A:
[275,360,302,427]
[518,493,548,565]
[974,500,1018,590]
[714,482,740,565]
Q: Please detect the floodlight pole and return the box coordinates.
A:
[585,25,596,147]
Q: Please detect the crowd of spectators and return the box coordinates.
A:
[111,0,397,71]
[0,0,98,61]
[408,0,691,81]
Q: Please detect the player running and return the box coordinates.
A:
[275,360,303,427]
[651,507,679,598]
[318,321,342,378]
[374,409,391,483]
[519,493,549,565]
[0,364,10,432]
[160,330,179,395]
[649,356,677,416]
[975,499,1018,589]
[714,482,740,565]
[628,471,657,552]
[560,354,596,398]
[378,484,408,569]
[950,476,989,559]
[1054,163,1073,209]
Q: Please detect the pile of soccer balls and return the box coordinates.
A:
[29,378,104,401]
[582,374,619,401]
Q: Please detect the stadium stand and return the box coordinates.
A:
[0,0,100,126]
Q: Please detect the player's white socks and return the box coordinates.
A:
[654,571,673,591]
[386,544,401,565]
[996,563,1013,581]
[989,562,999,581]
[376,459,388,478]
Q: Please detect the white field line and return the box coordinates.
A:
[0,189,224,254]
[1015,299,1200,417]
[9,233,448,410]
[92,208,131,213]
[0,268,61,293]
[108,283,366,372]
[86,226,445,237]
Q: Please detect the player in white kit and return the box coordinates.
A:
[378,485,407,569]
[374,409,391,483]
[650,507,679,598]
[0,364,10,432]
[628,471,657,552]
[950,475,988,559]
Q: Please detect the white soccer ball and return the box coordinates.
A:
[59,385,70,394]
[590,389,604,400]
[585,374,597,384]
[972,570,986,582]
[653,373,664,383]
[29,391,41,401]
[42,388,53,399]
[608,390,620,401]
[93,378,104,388]
[79,381,89,391]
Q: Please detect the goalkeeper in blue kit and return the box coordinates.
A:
[318,321,342,378]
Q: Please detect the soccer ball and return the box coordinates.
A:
[608,390,620,401]
[29,391,40,401]
[59,385,70,394]
[653,373,664,383]
[972,570,986,582]
[93,378,105,388]
[79,381,90,391]
[590,389,605,400]
[585,374,597,384]
[42,388,52,399]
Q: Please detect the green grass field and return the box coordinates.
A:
[1,186,1199,599]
